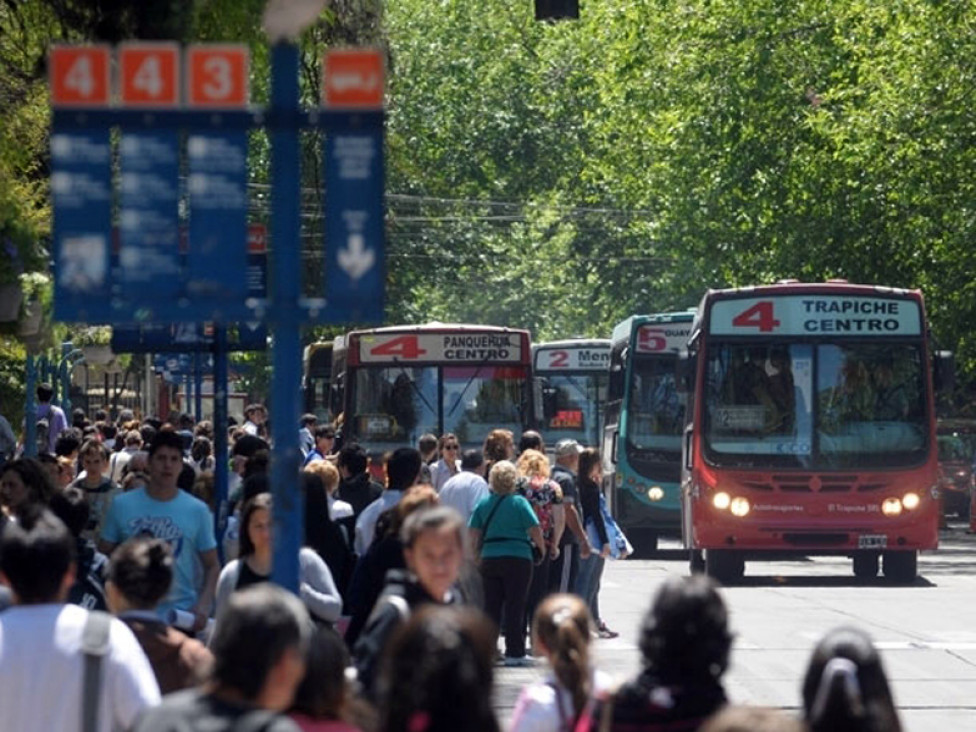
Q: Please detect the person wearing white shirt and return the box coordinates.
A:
[0,508,161,732]
[429,433,462,491]
[354,447,422,555]
[438,448,489,522]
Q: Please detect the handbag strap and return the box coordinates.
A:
[479,494,509,546]
[81,610,112,732]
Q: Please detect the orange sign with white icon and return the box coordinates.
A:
[119,43,180,106]
[50,46,111,107]
[322,48,384,109]
[187,45,249,107]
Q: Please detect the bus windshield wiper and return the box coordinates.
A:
[448,355,493,417]
[394,362,436,416]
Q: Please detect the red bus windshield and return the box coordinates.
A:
[703,342,928,470]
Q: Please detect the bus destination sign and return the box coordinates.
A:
[635,324,692,353]
[709,296,922,337]
[360,332,524,364]
[534,347,610,371]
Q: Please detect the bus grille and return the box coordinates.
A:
[738,476,883,495]
[782,532,849,546]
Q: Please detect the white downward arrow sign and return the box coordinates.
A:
[337,234,375,281]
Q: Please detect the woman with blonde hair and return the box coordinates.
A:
[469,460,545,666]
[516,449,565,629]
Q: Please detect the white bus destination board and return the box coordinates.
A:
[534,346,610,371]
[709,296,922,337]
[359,332,524,363]
[635,324,692,353]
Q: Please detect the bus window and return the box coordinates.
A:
[626,357,684,456]
[816,343,926,466]
[442,365,527,445]
[704,344,814,467]
[351,366,438,444]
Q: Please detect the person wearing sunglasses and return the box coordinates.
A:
[430,433,462,492]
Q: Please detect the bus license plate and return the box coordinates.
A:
[858,535,887,549]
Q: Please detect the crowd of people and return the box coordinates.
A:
[0,388,907,731]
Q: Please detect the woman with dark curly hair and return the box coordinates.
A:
[378,605,499,732]
[577,575,732,731]
[802,626,902,732]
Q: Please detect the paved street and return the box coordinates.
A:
[496,522,976,730]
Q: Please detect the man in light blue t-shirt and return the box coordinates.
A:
[100,430,219,631]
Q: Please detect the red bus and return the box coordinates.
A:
[681,282,948,584]
[331,323,532,461]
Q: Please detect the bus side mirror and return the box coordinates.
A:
[542,386,559,420]
[532,377,546,425]
[677,350,697,392]
[934,350,955,394]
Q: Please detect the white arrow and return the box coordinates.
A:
[337,234,375,281]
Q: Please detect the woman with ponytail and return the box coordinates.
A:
[802,626,902,732]
[106,536,213,693]
[508,594,612,732]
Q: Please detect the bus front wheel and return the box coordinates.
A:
[852,552,879,580]
[882,550,918,584]
[705,549,745,585]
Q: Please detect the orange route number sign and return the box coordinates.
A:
[50,46,111,107]
[119,43,180,106]
[187,45,249,107]
[322,48,384,109]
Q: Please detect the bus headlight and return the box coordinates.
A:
[648,486,665,502]
[730,497,751,517]
[713,492,731,510]
[902,492,920,511]
[881,498,903,517]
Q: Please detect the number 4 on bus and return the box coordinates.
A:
[731,301,781,332]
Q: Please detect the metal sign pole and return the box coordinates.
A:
[213,325,229,561]
[24,355,37,457]
[269,42,303,593]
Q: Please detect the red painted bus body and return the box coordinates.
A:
[681,283,939,583]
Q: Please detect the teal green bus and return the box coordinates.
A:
[602,312,693,553]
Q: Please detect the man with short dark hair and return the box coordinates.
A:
[302,423,335,466]
[99,430,219,630]
[438,448,489,522]
[35,382,68,455]
[354,447,421,554]
[335,443,383,522]
[549,439,591,595]
[134,584,308,732]
[0,508,160,729]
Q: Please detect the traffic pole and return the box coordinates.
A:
[269,41,303,593]
[24,354,37,457]
[213,326,230,560]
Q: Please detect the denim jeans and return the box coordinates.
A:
[574,553,605,620]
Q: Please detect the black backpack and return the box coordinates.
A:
[36,406,51,455]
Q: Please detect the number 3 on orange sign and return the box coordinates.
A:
[187,45,249,107]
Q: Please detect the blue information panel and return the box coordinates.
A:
[51,130,113,322]
[323,130,385,323]
[119,132,181,300]
[187,132,249,301]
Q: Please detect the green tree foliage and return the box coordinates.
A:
[4,0,976,395]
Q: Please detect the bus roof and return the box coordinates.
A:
[345,322,531,338]
[611,311,695,345]
[532,338,611,351]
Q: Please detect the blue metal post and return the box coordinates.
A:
[269,42,303,593]
[193,351,203,422]
[24,354,37,457]
[183,372,192,417]
[213,326,229,561]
